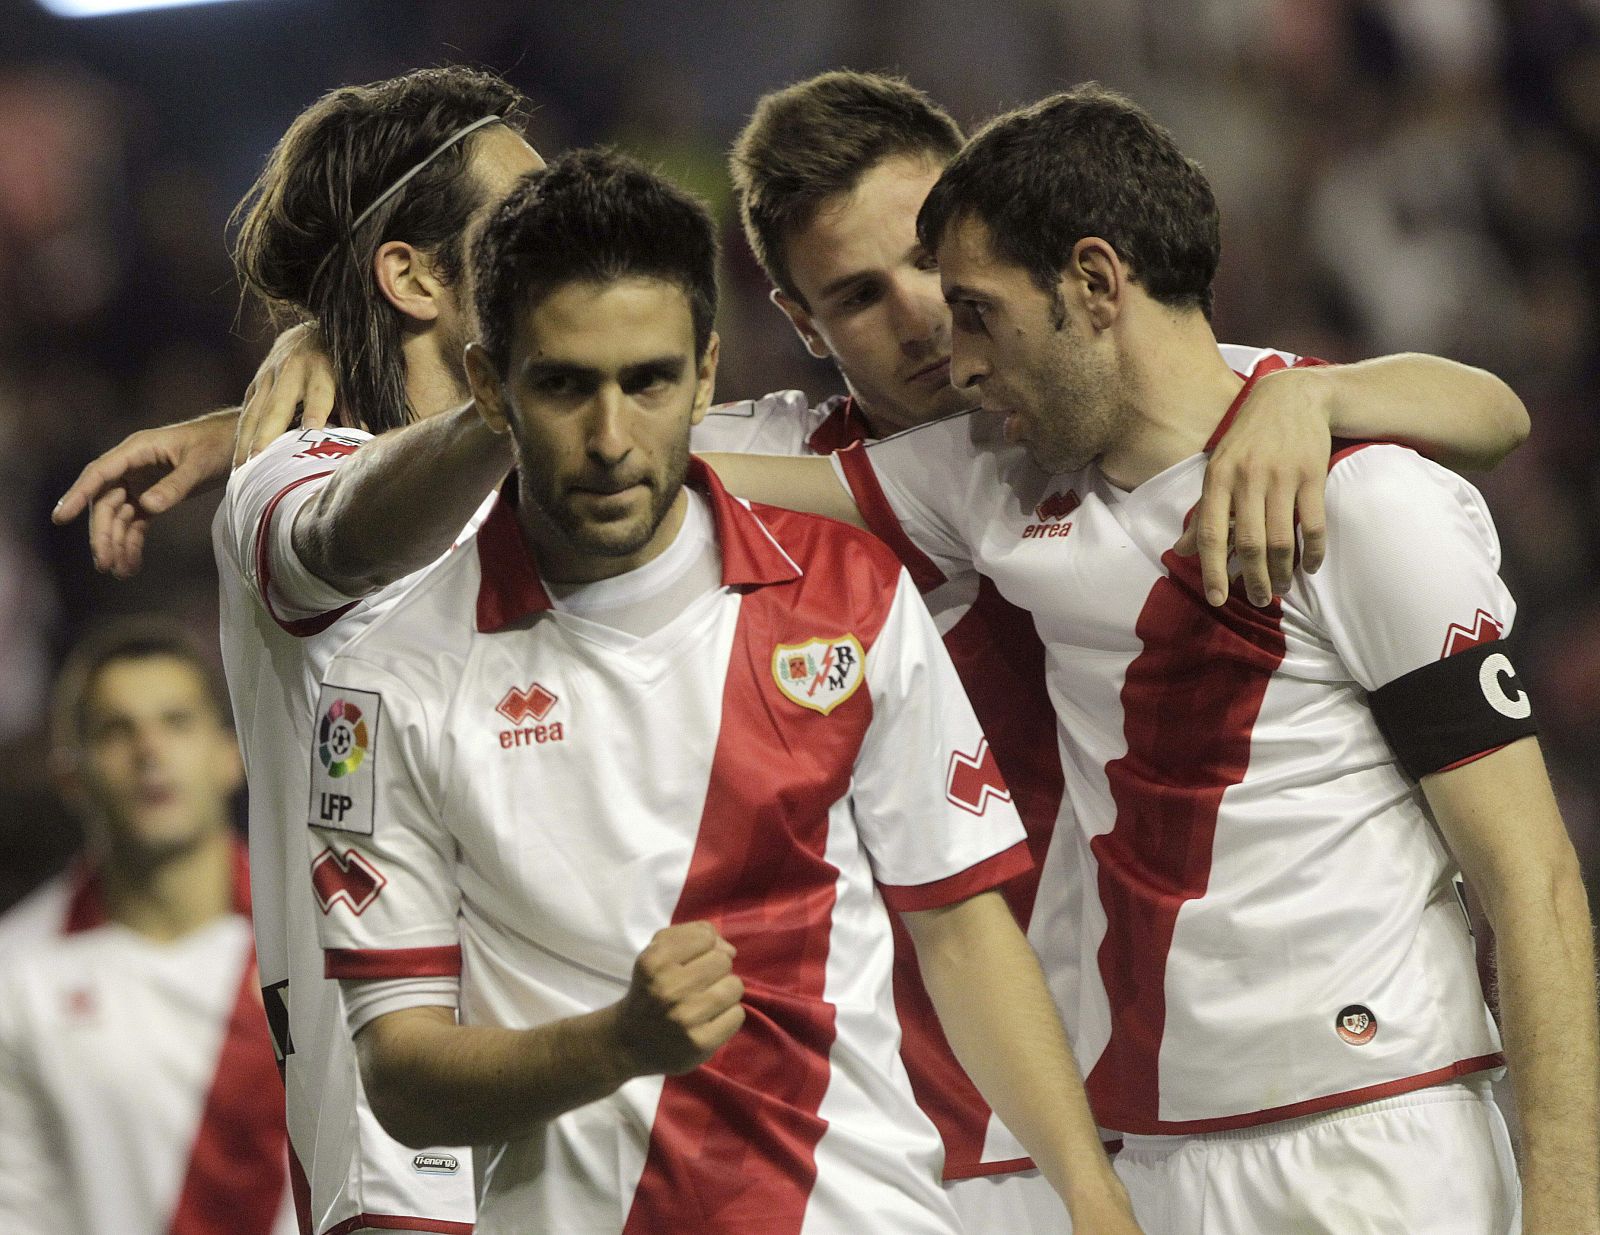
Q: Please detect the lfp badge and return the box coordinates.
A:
[772,634,865,716]
[319,697,369,777]
[310,686,381,836]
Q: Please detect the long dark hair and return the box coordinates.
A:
[231,66,527,432]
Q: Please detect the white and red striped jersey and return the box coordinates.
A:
[213,427,482,1234]
[309,462,1032,1235]
[0,849,296,1235]
[833,346,1506,1135]
[694,392,1064,1177]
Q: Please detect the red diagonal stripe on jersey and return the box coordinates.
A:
[1441,609,1502,659]
[310,847,387,915]
[169,946,288,1235]
[1085,548,1286,1129]
[295,438,359,461]
[945,739,1012,816]
[496,682,558,724]
[621,527,892,1235]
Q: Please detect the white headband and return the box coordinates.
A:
[347,113,503,235]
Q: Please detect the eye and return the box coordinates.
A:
[951,300,989,333]
[913,251,939,273]
[838,282,881,311]
[534,373,579,397]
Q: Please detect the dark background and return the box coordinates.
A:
[2,0,1596,909]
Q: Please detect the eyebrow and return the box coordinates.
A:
[522,356,687,383]
[814,242,929,303]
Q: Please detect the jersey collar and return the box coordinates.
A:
[806,395,873,456]
[62,839,252,935]
[475,457,803,633]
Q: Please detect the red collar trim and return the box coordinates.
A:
[62,839,252,935]
[806,395,873,456]
[474,459,802,634]
[1204,352,1291,453]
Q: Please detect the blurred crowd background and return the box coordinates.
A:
[1,0,1596,910]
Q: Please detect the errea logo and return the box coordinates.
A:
[1023,489,1079,540]
[496,682,565,748]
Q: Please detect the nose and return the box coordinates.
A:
[949,333,988,391]
[586,385,630,466]
[890,278,946,357]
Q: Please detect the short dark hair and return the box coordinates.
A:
[52,619,228,751]
[231,66,528,433]
[918,84,1220,318]
[731,70,964,305]
[473,149,719,376]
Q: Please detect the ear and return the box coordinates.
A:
[771,289,830,360]
[373,240,446,324]
[1065,237,1126,331]
[464,342,511,434]
[690,332,721,427]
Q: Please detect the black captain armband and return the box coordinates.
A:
[1370,639,1538,780]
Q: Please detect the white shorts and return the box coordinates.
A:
[945,1167,1072,1234]
[1113,1079,1520,1235]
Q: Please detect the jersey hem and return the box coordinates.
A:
[1102,1053,1505,1135]
[320,1216,474,1235]
[324,945,463,979]
[879,839,1033,912]
[942,1154,1036,1180]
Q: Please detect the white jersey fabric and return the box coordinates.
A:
[309,462,1031,1235]
[0,851,296,1235]
[833,346,1506,1136]
[214,427,484,1235]
[697,393,1066,1183]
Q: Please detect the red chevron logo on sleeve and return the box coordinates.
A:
[945,739,1013,816]
[295,439,359,461]
[311,847,387,915]
[1441,609,1503,659]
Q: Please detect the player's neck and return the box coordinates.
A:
[401,335,472,424]
[101,825,235,942]
[1100,314,1243,490]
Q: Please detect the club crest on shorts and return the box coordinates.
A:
[1335,1004,1378,1045]
[772,634,865,716]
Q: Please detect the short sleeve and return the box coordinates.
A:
[307,657,463,1001]
[1301,444,1517,691]
[850,571,1032,911]
[217,427,373,634]
[830,415,981,591]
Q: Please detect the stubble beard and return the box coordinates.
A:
[522,429,693,563]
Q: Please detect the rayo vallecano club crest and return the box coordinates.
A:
[772,634,865,716]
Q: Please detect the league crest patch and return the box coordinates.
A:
[309,685,381,835]
[772,634,865,716]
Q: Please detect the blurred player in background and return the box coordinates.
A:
[702,68,1533,1234]
[0,619,294,1235]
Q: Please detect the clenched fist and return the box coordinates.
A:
[613,921,745,1077]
